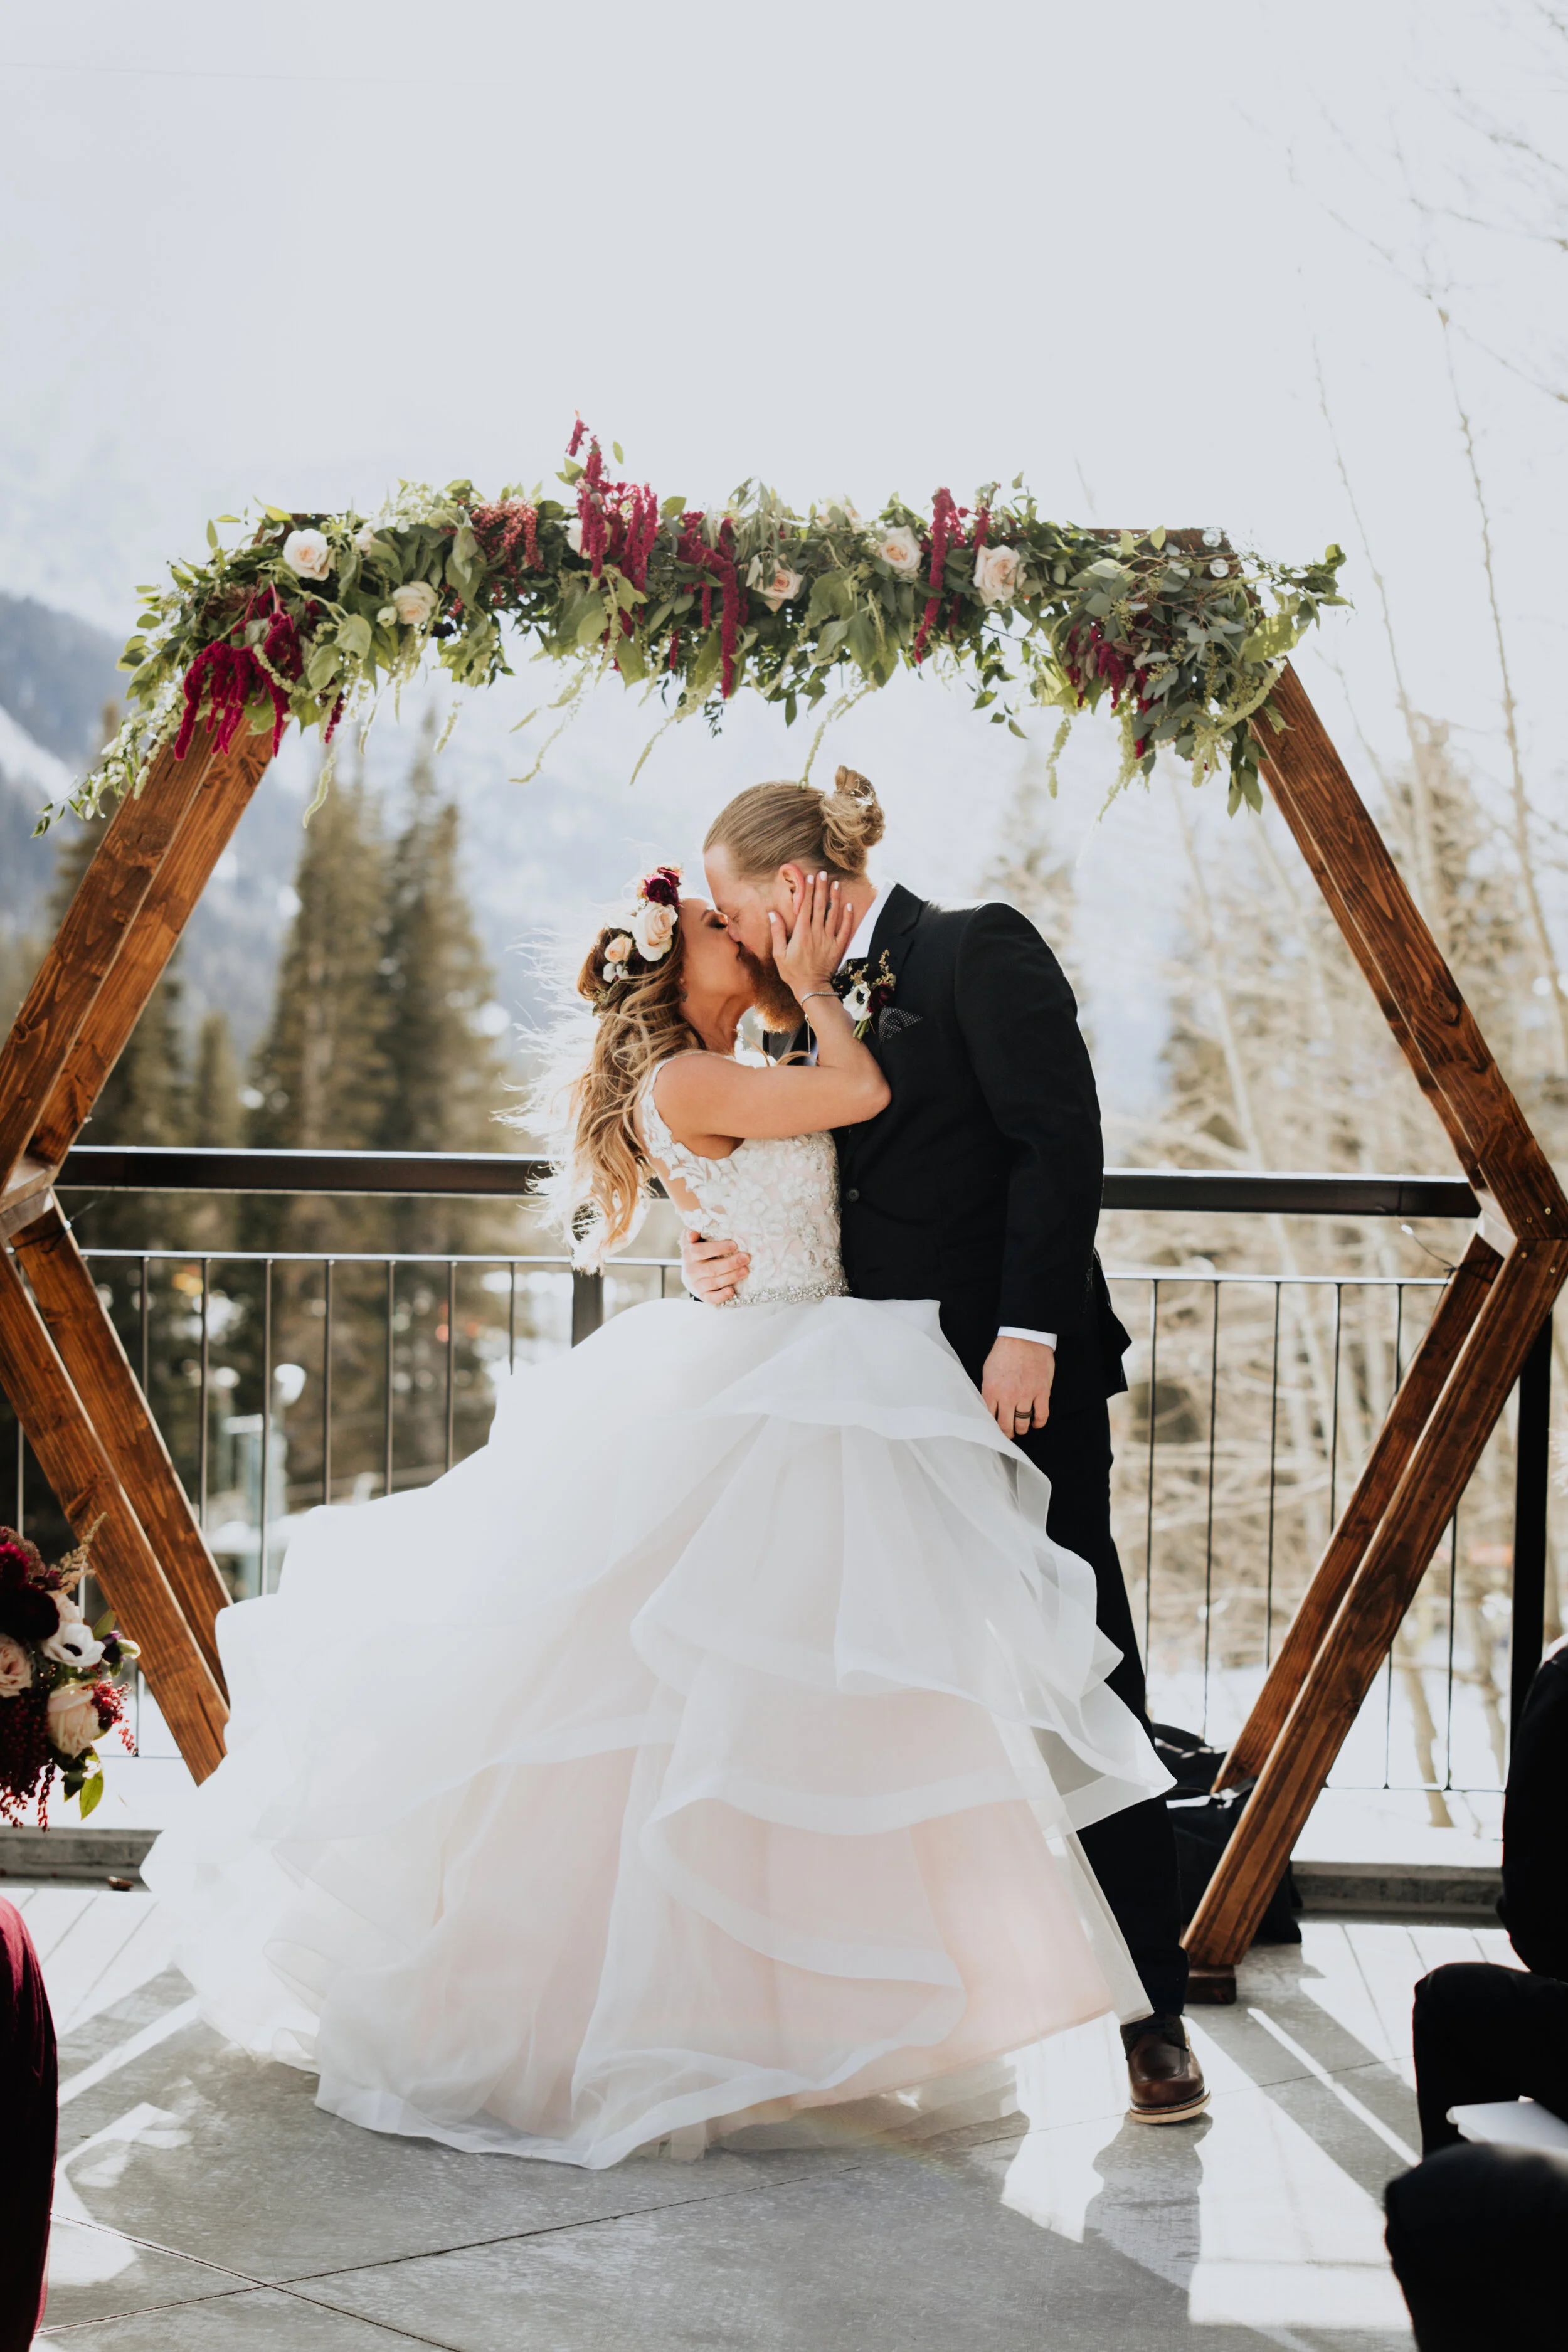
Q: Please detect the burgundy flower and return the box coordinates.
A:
[0,1533,44,1589]
[92,1680,127,1737]
[914,487,960,665]
[677,516,742,697]
[0,1584,58,1643]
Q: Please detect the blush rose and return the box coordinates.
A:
[973,545,1022,607]
[46,1683,102,1758]
[283,529,333,581]
[758,566,804,613]
[633,901,677,960]
[872,524,923,580]
[390,581,438,629]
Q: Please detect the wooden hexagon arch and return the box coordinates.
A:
[0,661,1562,1975]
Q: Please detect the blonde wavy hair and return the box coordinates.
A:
[532,916,702,1271]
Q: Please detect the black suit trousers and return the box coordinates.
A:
[1387,1962,1568,2344]
[1384,2143,1568,2349]
[1015,1399,1189,2021]
[1411,1961,1568,2154]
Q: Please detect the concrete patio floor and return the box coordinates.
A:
[23,1882,1491,2349]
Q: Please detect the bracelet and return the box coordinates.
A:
[799,989,840,1007]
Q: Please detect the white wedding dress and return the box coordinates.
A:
[144,1069,1170,2169]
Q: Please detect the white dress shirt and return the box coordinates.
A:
[828,881,1056,1355]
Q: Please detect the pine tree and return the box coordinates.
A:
[248,775,389,1167]
[375,719,511,1244]
[191,1012,243,1146]
[372,720,518,1477]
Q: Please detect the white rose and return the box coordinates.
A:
[283,528,333,581]
[872,524,923,580]
[41,1621,104,1671]
[758,566,803,614]
[0,1634,32,1698]
[46,1682,103,1758]
[354,522,383,554]
[632,901,677,960]
[566,516,585,555]
[603,933,632,965]
[390,580,438,628]
[973,544,1022,607]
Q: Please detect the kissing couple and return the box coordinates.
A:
[146,764,1207,2168]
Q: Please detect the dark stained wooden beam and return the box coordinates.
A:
[12,1202,230,1689]
[1256,667,1567,1239]
[0,736,223,1196]
[29,733,274,1170]
[1213,1236,1496,1791]
[0,1242,228,1779]
[1186,1235,1568,1967]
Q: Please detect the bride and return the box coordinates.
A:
[143,863,1171,2170]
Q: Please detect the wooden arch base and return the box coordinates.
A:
[0,669,1562,1963]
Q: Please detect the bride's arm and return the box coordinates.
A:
[658,876,890,1147]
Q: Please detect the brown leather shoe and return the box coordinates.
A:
[1124,2017,1210,2124]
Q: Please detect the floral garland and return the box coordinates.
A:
[53,423,1347,832]
[588,865,682,1007]
[0,1522,138,1825]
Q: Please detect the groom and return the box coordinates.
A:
[684,767,1208,2125]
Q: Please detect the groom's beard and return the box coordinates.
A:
[735,940,808,1036]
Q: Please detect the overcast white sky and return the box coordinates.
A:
[3,0,1563,1110]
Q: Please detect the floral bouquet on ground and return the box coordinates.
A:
[0,1522,137,1825]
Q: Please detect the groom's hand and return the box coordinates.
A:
[681,1229,750,1305]
[982,1335,1055,1440]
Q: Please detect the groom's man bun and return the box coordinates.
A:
[705,766,885,883]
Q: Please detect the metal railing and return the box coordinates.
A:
[3,1147,1554,1816]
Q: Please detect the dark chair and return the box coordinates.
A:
[0,1897,56,2349]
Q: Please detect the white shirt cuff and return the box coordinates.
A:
[998,1326,1057,1349]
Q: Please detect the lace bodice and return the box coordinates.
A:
[642,1062,849,1307]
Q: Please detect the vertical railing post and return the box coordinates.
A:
[1510,1310,1554,1741]
[571,1269,604,1346]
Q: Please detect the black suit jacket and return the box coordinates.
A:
[1501,1644,1568,1979]
[785,882,1130,1413]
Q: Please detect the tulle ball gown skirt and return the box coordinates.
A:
[144,1295,1168,2169]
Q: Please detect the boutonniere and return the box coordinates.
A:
[832,949,897,1041]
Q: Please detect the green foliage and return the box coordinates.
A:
[47,434,1348,832]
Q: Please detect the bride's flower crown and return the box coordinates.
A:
[589,865,682,1008]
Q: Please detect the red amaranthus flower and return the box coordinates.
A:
[174,598,304,763]
[470,498,543,584]
[676,514,742,697]
[568,428,661,591]
[914,487,961,664]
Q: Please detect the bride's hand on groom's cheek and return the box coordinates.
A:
[681,1229,750,1305]
[981,1336,1055,1440]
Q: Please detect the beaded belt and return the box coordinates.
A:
[719,1278,849,1308]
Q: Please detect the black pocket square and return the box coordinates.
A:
[877,1007,923,1039]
